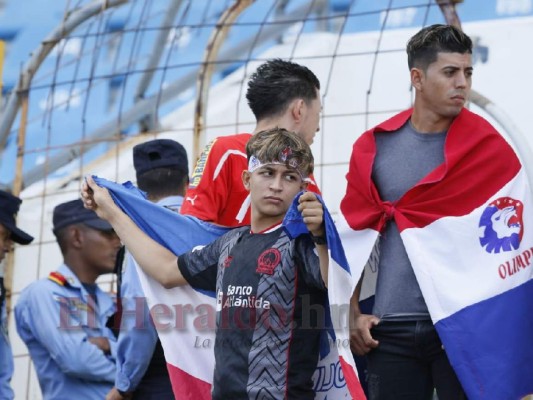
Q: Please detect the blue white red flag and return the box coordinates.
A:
[340,108,533,400]
[94,177,366,399]
[284,192,367,400]
[93,177,226,399]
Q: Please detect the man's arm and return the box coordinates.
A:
[113,254,158,395]
[349,276,380,356]
[82,176,186,289]
[14,286,116,382]
[0,305,15,400]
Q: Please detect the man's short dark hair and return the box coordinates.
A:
[137,167,188,198]
[54,223,91,255]
[246,59,320,121]
[407,24,473,70]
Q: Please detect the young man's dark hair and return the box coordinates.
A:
[407,24,473,70]
[246,58,320,121]
[246,127,314,178]
[136,169,188,199]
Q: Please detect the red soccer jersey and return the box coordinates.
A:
[180,133,321,227]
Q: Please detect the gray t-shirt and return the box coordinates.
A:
[371,121,446,320]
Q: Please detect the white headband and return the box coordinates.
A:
[248,155,308,180]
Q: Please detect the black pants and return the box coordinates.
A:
[132,373,175,400]
[366,320,466,400]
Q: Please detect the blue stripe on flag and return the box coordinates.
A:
[436,279,533,400]
[282,191,356,358]
[283,192,351,275]
[93,176,230,298]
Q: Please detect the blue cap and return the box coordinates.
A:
[0,190,34,245]
[133,139,188,176]
[52,199,113,234]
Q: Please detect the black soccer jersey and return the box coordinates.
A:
[178,225,327,400]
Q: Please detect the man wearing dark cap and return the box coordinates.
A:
[106,138,188,400]
[15,199,122,400]
[0,190,34,400]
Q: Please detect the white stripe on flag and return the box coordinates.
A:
[336,213,379,300]
[135,260,216,384]
[402,168,533,322]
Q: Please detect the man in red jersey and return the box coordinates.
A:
[181,58,322,227]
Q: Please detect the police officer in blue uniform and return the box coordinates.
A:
[0,190,34,400]
[15,199,122,400]
[107,139,189,400]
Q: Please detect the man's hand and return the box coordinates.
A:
[80,176,118,222]
[350,312,380,356]
[297,192,324,237]
[106,387,132,400]
[88,336,111,355]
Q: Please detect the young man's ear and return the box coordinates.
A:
[410,67,424,91]
[242,170,251,191]
[300,181,309,191]
[290,98,305,123]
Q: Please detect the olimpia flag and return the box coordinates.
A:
[93,177,366,399]
[339,108,533,400]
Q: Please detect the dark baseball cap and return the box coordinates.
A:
[133,139,188,176]
[0,190,34,245]
[52,199,113,234]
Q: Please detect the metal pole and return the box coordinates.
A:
[4,92,29,321]
[0,40,4,104]
[436,0,464,29]
[134,0,183,103]
[193,0,253,160]
[470,91,533,185]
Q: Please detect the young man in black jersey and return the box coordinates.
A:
[81,127,329,399]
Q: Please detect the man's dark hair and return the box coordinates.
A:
[246,58,320,121]
[407,24,473,70]
[137,167,188,198]
[54,227,70,255]
[54,224,85,255]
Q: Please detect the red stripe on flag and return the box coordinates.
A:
[339,356,367,400]
[341,108,521,232]
[167,362,212,400]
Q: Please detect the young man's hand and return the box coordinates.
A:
[350,312,380,356]
[106,387,132,400]
[81,176,118,222]
[297,191,324,237]
[87,336,111,355]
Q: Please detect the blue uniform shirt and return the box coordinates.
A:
[15,264,117,400]
[0,300,14,400]
[115,196,182,392]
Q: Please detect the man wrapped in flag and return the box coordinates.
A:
[343,24,533,399]
[82,128,366,399]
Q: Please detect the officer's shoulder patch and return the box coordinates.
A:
[48,271,68,287]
